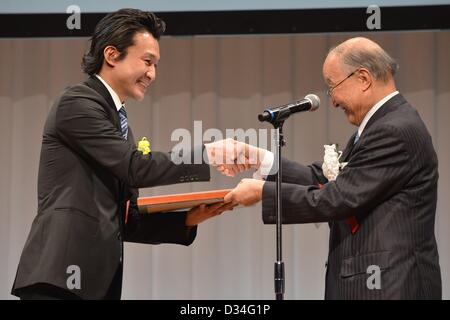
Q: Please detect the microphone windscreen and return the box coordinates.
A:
[305,94,320,111]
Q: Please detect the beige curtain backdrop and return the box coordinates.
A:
[0,31,449,299]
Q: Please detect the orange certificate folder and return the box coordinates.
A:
[137,189,232,214]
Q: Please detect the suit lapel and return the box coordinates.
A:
[84,76,122,133]
[342,93,407,162]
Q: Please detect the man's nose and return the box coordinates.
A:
[146,67,155,82]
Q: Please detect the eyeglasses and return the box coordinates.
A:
[326,69,359,97]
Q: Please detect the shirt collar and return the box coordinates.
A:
[358,90,399,137]
[95,74,124,112]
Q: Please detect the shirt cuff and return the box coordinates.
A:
[252,150,274,180]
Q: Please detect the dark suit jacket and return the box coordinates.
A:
[262,94,441,299]
[11,76,210,299]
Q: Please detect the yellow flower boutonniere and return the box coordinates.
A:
[137,137,151,155]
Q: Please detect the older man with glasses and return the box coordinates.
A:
[218,37,442,300]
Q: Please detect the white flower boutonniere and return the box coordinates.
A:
[315,144,348,229]
[322,144,348,181]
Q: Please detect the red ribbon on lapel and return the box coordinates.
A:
[347,216,360,234]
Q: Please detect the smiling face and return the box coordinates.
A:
[323,54,368,126]
[102,31,160,102]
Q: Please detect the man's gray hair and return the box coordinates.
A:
[331,41,399,82]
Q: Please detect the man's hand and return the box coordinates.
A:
[185,202,236,226]
[224,178,265,206]
[205,138,267,177]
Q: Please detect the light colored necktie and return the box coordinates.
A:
[354,132,360,145]
[118,106,128,140]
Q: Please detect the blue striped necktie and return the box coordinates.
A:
[118,106,128,140]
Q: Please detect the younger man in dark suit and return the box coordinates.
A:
[12,9,232,300]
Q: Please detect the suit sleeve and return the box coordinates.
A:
[123,204,196,245]
[55,96,209,188]
[120,186,195,245]
[262,124,411,224]
[265,157,327,185]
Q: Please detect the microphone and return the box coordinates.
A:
[258,94,320,123]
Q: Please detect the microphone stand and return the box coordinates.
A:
[258,94,319,299]
[272,119,285,300]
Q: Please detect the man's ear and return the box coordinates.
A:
[358,67,373,92]
[103,46,120,67]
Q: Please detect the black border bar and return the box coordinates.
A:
[1,5,449,38]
